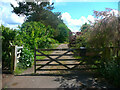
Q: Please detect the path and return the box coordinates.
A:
[2,44,113,89]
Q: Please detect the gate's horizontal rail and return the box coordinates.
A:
[36,54,74,56]
[36,47,120,51]
[36,48,72,51]
[36,68,97,71]
[36,59,82,61]
[36,64,98,66]
[35,48,88,51]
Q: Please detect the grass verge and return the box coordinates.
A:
[14,67,26,75]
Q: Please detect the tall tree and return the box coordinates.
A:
[11,1,62,29]
[11,0,71,42]
[11,1,54,16]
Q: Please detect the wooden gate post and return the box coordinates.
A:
[11,46,15,73]
[34,47,36,73]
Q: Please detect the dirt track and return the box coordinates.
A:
[2,44,113,89]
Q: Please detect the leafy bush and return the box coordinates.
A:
[54,24,70,43]
[19,21,58,50]
[73,8,120,87]
[75,8,119,49]
[1,25,17,70]
[88,9,119,48]
[99,58,120,87]
[18,47,34,69]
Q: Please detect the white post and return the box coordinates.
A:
[11,45,23,72]
[14,46,23,71]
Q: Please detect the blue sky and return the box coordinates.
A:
[0,0,119,32]
[53,2,118,19]
[52,2,118,31]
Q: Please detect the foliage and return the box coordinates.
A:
[73,8,120,87]
[27,10,63,29]
[16,21,57,50]
[99,58,120,87]
[1,25,17,70]
[88,8,119,48]
[11,1,61,29]
[54,24,70,43]
[76,8,119,49]
[11,1,70,43]
[18,47,34,69]
[11,1,54,16]
[80,23,91,32]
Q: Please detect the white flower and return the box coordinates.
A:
[27,64,29,66]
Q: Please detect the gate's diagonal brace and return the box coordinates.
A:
[37,49,72,69]
[55,49,73,59]
[37,50,71,69]
[70,59,84,69]
[36,50,54,69]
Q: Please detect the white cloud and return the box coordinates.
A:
[0,1,25,29]
[110,9,119,16]
[61,9,119,32]
[61,12,95,32]
[0,0,19,7]
[87,15,95,23]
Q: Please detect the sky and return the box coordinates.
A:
[0,0,119,32]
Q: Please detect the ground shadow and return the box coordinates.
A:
[53,70,113,89]
[15,70,113,89]
[15,73,75,76]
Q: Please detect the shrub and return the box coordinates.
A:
[88,9,119,48]
[1,25,17,70]
[73,8,120,87]
[54,24,70,43]
[18,47,34,69]
[76,8,119,49]
[99,58,120,87]
[19,21,57,50]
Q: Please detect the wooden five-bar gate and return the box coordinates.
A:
[34,48,98,73]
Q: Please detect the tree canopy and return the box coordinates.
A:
[80,23,91,32]
[11,1,62,29]
[11,1,54,16]
[11,0,70,43]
